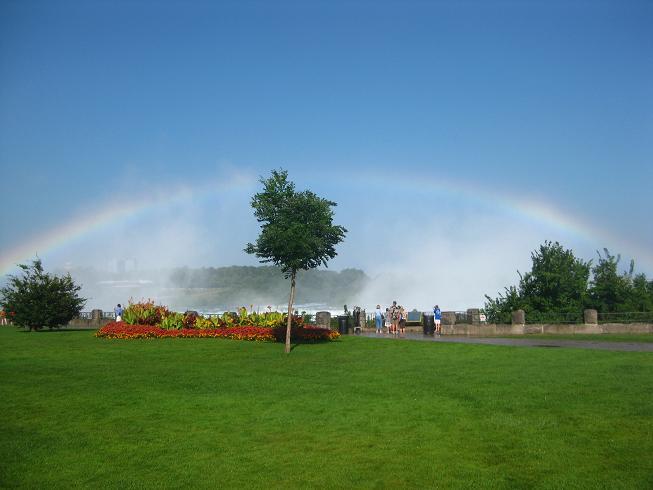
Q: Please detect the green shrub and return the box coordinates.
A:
[0,258,86,330]
[122,300,169,325]
[160,312,184,330]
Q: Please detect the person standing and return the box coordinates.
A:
[391,300,400,335]
[433,305,442,335]
[114,303,124,322]
[399,306,407,335]
[384,308,392,334]
[375,305,383,334]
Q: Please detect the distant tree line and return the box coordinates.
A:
[168,265,368,308]
[484,241,653,323]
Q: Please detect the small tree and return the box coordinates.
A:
[0,258,86,330]
[245,169,347,353]
[484,285,522,324]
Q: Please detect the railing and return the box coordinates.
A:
[598,312,653,324]
[521,311,653,325]
[454,311,470,324]
[77,311,115,320]
[525,311,583,324]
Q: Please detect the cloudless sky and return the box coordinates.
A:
[1,0,651,307]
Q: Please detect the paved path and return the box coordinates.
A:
[359,332,653,352]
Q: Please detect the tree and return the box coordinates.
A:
[245,169,347,353]
[518,241,591,321]
[588,249,653,314]
[0,258,86,330]
[627,273,653,312]
[484,241,590,323]
[588,249,634,313]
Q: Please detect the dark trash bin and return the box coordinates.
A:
[337,315,349,335]
[423,314,435,335]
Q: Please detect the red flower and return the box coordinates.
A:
[95,321,338,343]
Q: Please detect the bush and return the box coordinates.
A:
[160,312,185,330]
[0,258,86,330]
[122,300,169,325]
[271,323,339,343]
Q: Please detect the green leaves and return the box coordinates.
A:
[485,241,653,323]
[0,258,86,330]
[484,241,590,323]
[589,249,653,313]
[245,169,347,278]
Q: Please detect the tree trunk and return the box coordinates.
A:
[285,271,296,354]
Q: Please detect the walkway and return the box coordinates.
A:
[359,332,653,352]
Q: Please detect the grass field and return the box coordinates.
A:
[1,328,652,489]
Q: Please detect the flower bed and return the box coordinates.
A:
[97,301,339,343]
[96,321,339,342]
[96,322,275,341]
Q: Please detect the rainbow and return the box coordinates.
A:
[379,173,652,266]
[0,176,256,276]
[1,172,651,276]
[340,172,653,271]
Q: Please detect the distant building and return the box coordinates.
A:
[108,258,138,274]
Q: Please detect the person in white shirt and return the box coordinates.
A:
[375,305,383,334]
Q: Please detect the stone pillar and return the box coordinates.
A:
[467,308,481,324]
[91,309,103,326]
[512,309,525,325]
[442,311,456,325]
[584,309,598,325]
[316,311,331,329]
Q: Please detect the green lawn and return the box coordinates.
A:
[1,328,652,489]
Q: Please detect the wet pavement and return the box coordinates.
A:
[359,332,653,352]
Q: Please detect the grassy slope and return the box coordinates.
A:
[1,328,652,489]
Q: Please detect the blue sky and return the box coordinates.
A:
[1,0,651,308]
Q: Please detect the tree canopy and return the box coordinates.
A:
[1,258,86,330]
[245,169,347,277]
[589,249,653,313]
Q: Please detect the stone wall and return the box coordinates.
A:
[441,323,653,336]
[67,309,114,329]
[67,317,113,329]
[360,322,653,336]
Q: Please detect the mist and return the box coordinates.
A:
[22,170,647,315]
